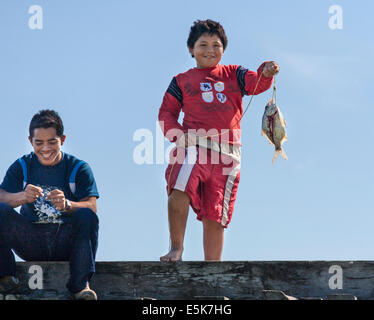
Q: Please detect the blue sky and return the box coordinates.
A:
[0,0,373,261]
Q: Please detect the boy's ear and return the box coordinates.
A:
[188,47,194,58]
[60,135,66,146]
[28,136,33,145]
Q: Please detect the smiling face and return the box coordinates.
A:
[189,33,224,69]
[29,127,66,166]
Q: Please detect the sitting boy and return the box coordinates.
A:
[0,110,99,300]
[159,19,279,261]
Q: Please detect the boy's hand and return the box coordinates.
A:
[262,61,280,77]
[46,189,66,211]
[23,184,44,203]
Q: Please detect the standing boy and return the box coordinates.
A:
[158,20,279,261]
[0,110,99,299]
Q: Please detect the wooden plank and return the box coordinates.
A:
[4,261,374,300]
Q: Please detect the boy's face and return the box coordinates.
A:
[189,33,224,69]
[29,127,66,166]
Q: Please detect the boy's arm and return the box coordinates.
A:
[0,159,43,208]
[237,62,277,96]
[45,189,97,213]
[0,184,44,208]
[67,196,97,214]
[158,77,185,143]
[0,188,26,208]
[44,161,99,213]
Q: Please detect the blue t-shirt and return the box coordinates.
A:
[0,152,99,224]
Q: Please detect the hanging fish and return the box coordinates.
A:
[261,99,288,164]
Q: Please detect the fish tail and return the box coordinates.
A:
[272,148,288,164]
[272,151,279,164]
[281,148,288,160]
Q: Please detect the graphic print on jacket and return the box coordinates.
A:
[34,185,63,224]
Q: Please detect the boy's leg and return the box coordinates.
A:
[160,189,190,262]
[0,202,52,293]
[202,218,224,261]
[198,156,240,261]
[55,208,99,294]
[0,204,17,277]
[0,203,49,277]
[0,202,53,270]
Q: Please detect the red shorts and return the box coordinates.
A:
[165,146,241,228]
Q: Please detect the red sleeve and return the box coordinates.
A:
[244,62,273,95]
[158,92,185,143]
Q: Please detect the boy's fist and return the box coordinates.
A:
[46,189,67,211]
[262,61,280,77]
[23,184,44,203]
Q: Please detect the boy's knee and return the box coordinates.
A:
[72,208,99,226]
[168,191,190,215]
[169,201,181,215]
[0,202,13,214]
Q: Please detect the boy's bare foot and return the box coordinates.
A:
[160,248,183,262]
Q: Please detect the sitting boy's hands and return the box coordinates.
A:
[23,184,44,203]
[46,189,66,211]
[262,61,280,77]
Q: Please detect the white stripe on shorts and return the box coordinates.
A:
[174,146,198,192]
[221,163,241,226]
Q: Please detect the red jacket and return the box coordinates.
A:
[159,63,273,146]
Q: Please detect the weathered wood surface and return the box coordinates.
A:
[1,261,373,300]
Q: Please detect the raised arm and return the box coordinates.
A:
[236,61,279,96]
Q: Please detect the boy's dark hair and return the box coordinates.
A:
[29,109,64,137]
[187,19,228,56]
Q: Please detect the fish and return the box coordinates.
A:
[261,99,288,164]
